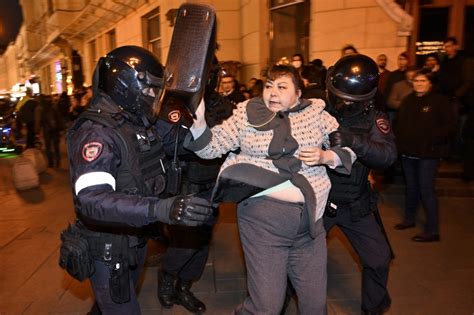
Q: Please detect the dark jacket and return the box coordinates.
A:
[394,91,458,158]
[224,89,247,108]
[438,52,467,97]
[67,94,178,231]
[384,69,406,104]
[328,108,396,219]
[302,85,327,102]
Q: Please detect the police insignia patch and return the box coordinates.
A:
[168,110,181,123]
[376,118,390,134]
[82,142,103,162]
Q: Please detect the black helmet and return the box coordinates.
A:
[326,54,379,102]
[95,45,164,124]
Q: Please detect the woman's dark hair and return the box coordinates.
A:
[292,53,305,64]
[250,79,264,97]
[425,53,440,63]
[301,65,323,85]
[399,52,409,60]
[443,36,458,45]
[267,64,304,91]
[413,68,434,83]
[341,44,358,55]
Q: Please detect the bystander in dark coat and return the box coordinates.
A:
[394,69,458,242]
[37,94,63,167]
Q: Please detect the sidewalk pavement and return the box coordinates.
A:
[0,151,473,315]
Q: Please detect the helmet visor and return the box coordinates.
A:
[138,70,165,118]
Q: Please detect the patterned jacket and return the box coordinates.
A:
[185,97,344,229]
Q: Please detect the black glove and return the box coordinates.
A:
[329,130,353,148]
[157,195,214,227]
[329,130,366,149]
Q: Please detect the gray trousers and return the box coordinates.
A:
[235,196,327,315]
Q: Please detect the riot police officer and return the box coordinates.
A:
[156,58,233,314]
[63,46,214,315]
[325,54,397,315]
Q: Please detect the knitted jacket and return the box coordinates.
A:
[185,97,339,224]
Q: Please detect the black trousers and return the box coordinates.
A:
[43,128,60,166]
[324,206,392,313]
[26,123,36,148]
[160,224,212,281]
[90,245,147,315]
[161,245,209,281]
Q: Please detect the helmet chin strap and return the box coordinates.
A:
[139,112,152,128]
[128,93,154,128]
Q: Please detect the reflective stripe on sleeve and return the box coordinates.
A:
[75,171,116,195]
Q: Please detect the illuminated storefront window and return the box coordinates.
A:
[55,61,63,94]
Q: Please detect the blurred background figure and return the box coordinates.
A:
[437,36,474,161]
[300,64,326,102]
[69,93,88,121]
[341,44,358,56]
[246,78,257,92]
[220,74,247,107]
[56,91,72,129]
[424,53,441,72]
[386,66,418,124]
[16,89,39,148]
[384,52,410,124]
[36,94,63,167]
[311,58,327,90]
[375,54,391,111]
[423,53,441,90]
[384,52,409,105]
[291,53,304,74]
[249,79,264,98]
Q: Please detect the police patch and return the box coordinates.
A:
[168,110,181,123]
[82,142,103,162]
[376,118,390,134]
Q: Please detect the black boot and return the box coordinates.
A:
[175,279,206,313]
[158,271,176,308]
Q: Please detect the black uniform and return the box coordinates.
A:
[156,86,233,313]
[66,95,185,314]
[60,45,213,315]
[324,54,397,315]
[325,109,396,313]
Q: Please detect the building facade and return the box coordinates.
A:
[0,0,471,94]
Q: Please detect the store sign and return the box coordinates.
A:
[55,60,63,94]
[416,41,444,55]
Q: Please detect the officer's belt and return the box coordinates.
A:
[76,225,141,266]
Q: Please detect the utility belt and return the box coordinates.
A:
[324,184,378,221]
[59,221,144,304]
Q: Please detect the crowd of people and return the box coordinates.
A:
[10,34,472,315]
[243,39,473,218]
[14,85,93,167]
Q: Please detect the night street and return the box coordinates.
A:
[0,0,473,314]
[0,146,473,315]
